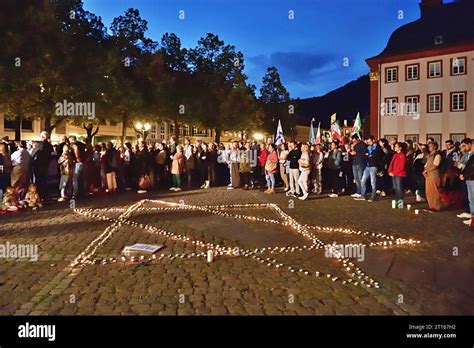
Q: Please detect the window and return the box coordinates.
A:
[384,98,398,116]
[451,57,466,75]
[159,123,166,140]
[4,118,33,130]
[405,96,419,115]
[149,124,157,139]
[427,94,442,113]
[450,134,466,143]
[405,134,419,143]
[384,135,398,143]
[385,67,398,83]
[427,134,442,145]
[406,64,419,80]
[184,125,190,136]
[428,61,442,78]
[451,92,466,111]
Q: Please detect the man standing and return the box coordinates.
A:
[69,135,87,199]
[286,142,301,197]
[31,131,53,200]
[350,135,367,198]
[10,140,31,189]
[457,138,473,227]
[183,138,195,188]
[355,136,382,202]
[440,140,458,189]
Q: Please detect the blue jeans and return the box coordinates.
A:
[467,180,474,215]
[361,166,377,199]
[392,176,404,201]
[72,162,84,198]
[59,174,71,198]
[352,164,365,195]
[265,173,275,189]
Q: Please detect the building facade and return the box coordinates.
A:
[366,0,474,144]
[0,113,215,145]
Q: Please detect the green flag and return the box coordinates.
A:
[351,112,362,136]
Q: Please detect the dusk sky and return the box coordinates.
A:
[82,0,449,99]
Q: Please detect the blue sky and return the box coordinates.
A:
[83,0,436,99]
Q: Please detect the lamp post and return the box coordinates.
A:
[134,121,152,141]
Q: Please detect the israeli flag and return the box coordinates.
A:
[274,119,285,145]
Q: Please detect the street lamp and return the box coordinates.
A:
[253,132,264,141]
[135,121,152,141]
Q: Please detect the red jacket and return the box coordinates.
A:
[388,152,407,177]
[258,148,268,167]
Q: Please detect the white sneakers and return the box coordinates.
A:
[457,212,471,219]
[415,190,426,202]
[328,193,338,198]
[463,219,472,226]
[298,193,309,201]
[351,193,361,198]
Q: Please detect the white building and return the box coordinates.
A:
[366,0,474,144]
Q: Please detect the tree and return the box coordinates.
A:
[108,8,158,144]
[0,0,110,138]
[187,33,259,142]
[259,66,292,136]
[152,33,194,143]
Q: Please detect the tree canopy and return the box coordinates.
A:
[0,1,291,142]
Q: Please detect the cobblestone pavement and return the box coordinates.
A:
[0,187,473,315]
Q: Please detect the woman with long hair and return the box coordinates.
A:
[388,142,407,207]
[264,144,278,194]
[298,143,311,200]
[278,143,289,191]
[424,142,443,211]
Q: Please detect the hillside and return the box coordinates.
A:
[294,74,370,128]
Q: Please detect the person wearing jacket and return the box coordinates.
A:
[356,136,383,202]
[327,141,342,198]
[264,144,278,194]
[457,138,473,227]
[388,142,407,206]
[258,143,268,191]
[57,144,73,201]
[30,131,53,200]
[170,145,185,191]
[286,142,301,197]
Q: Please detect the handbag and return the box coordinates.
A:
[138,175,152,190]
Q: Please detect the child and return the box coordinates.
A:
[25,183,42,210]
[2,186,19,211]
[57,144,73,201]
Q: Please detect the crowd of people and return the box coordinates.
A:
[0,130,472,228]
